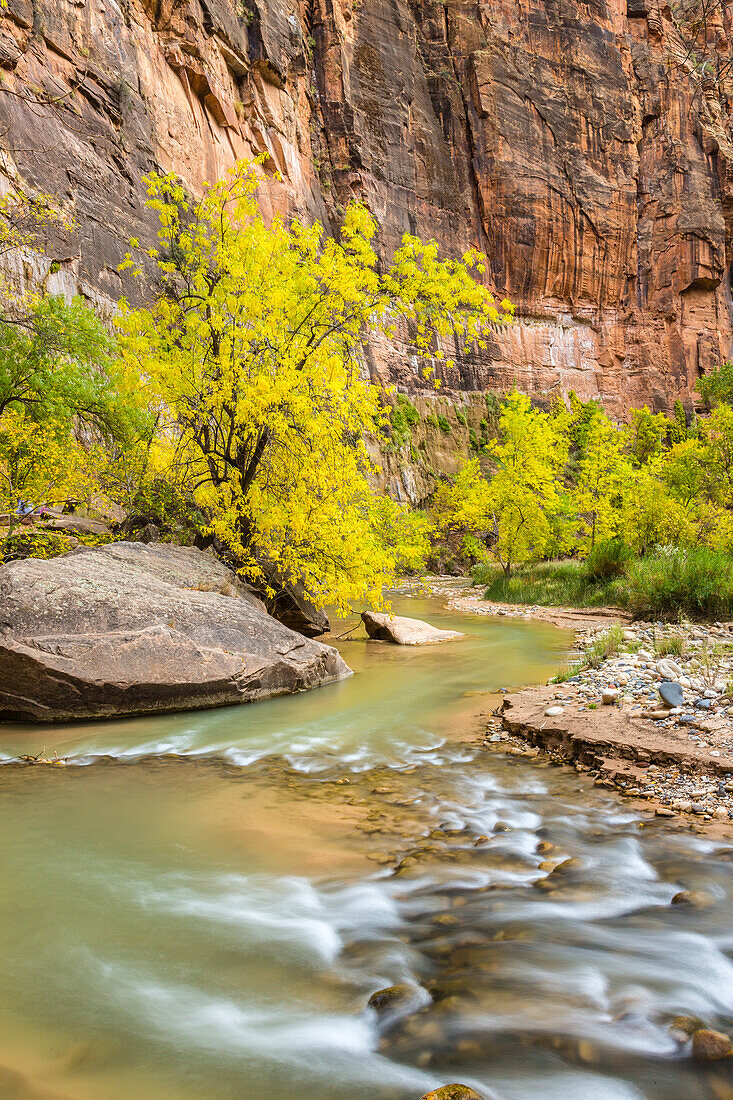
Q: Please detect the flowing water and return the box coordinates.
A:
[1,591,732,1100]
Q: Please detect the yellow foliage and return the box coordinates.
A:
[0,410,95,538]
[432,393,572,574]
[118,158,507,608]
[573,412,633,552]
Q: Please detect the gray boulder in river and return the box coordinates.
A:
[362,609,463,645]
[0,543,351,722]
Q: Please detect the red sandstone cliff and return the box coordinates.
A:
[1,0,732,413]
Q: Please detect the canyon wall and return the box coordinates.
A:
[1,0,733,416]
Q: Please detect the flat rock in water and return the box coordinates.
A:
[659,680,684,708]
[0,543,351,722]
[361,610,463,645]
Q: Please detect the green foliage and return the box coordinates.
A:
[388,395,420,448]
[0,295,146,444]
[1,528,74,562]
[455,409,467,426]
[671,400,689,443]
[697,360,733,407]
[626,547,733,619]
[437,413,451,434]
[584,538,633,581]
[484,393,501,428]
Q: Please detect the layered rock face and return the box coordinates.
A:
[1,0,731,413]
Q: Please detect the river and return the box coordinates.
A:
[0,591,731,1100]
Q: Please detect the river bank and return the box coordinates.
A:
[415,578,733,834]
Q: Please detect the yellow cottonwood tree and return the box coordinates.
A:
[119,159,511,609]
[432,393,571,575]
[573,413,633,551]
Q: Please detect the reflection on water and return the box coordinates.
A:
[0,592,731,1099]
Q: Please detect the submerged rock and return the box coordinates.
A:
[361,610,463,645]
[367,985,413,1013]
[0,543,351,722]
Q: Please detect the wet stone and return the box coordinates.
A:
[692,1029,733,1062]
[419,1086,486,1100]
[367,985,415,1014]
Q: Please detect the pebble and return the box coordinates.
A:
[544,706,564,717]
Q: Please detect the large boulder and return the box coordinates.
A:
[0,543,351,722]
[362,610,463,646]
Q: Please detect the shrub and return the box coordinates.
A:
[437,413,451,434]
[626,547,733,618]
[455,409,467,426]
[584,538,634,581]
[390,395,420,445]
[1,528,74,561]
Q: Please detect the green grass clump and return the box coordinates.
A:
[585,538,633,581]
[584,624,626,666]
[654,630,686,657]
[477,559,626,608]
[626,547,733,619]
[437,413,451,434]
[549,661,586,684]
[474,547,733,619]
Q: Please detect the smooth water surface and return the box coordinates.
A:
[0,593,732,1100]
